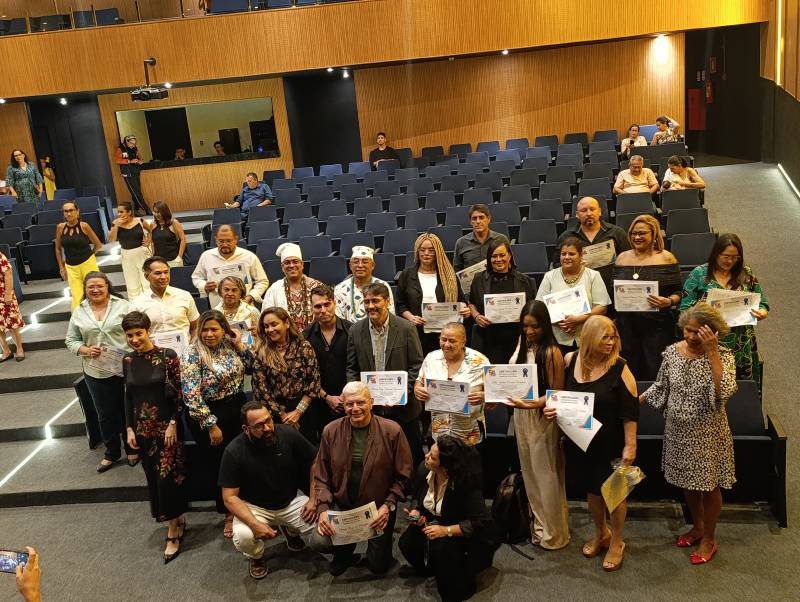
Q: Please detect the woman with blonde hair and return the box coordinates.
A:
[544,315,638,571]
[396,232,470,354]
[251,306,321,443]
[612,214,682,380]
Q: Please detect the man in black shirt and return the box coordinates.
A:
[368,132,400,168]
[220,401,319,580]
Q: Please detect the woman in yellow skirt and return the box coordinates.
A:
[54,201,103,309]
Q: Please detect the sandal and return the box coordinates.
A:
[164,536,181,564]
[690,542,718,565]
[582,530,612,558]
[0,352,11,363]
[249,557,268,580]
[602,542,626,572]
[223,514,234,539]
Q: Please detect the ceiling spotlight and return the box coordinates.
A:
[501,49,509,55]
[326,67,334,73]
[59,97,68,105]
[342,69,350,79]
[0,98,6,104]
[163,82,173,89]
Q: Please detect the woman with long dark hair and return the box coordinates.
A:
[6,149,43,205]
[54,201,103,310]
[109,200,152,299]
[506,300,569,550]
[151,201,187,267]
[115,134,149,215]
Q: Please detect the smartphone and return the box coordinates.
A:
[0,549,29,574]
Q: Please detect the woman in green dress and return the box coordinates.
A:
[681,233,769,385]
[6,149,43,204]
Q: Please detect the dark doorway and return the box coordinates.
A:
[283,72,362,168]
[145,107,191,161]
[218,128,242,154]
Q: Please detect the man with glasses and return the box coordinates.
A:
[310,381,412,576]
[220,400,319,580]
[333,245,394,322]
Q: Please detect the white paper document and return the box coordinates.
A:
[88,345,125,377]
[483,364,537,404]
[425,378,470,414]
[151,330,189,357]
[328,502,383,546]
[484,292,526,323]
[456,260,486,295]
[582,241,616,269]
[542,286,591,323]
[361,371,408,406]
[613,280,659,312]
[545,389,602,452]
[212,263,246,279]
[422,302,463,333]
[229,320,254,346]
[706,289,760,327]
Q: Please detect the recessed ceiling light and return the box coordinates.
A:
[59,97,68,105]
[342,69,350,79]
[0,99,6,104]
[326,67,334,73]
[501,49,509,55]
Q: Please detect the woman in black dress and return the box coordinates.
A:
[122,311,187,564]
[468,239,536,363]
[545,315,638,572]
[151,201,187,267]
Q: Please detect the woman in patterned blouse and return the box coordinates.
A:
[251,306,321,443]
[181,309,253,537]
[6,149,43,204]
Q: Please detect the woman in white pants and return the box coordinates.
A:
[109,200,152,299]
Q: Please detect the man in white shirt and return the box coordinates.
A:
[130,256,200,336]
[262,242,322,332]
[613,155,659,195]
[333,246,394,322]
[191,224,269,308]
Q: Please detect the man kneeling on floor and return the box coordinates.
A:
[310,381,413,576]
[220,400,318,580]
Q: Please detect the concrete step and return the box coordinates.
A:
[0,388,82,442]
[18,271,127,301]
[6,320,69,351]
[0,348,83,394]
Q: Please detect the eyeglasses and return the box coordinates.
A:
[343,399,368,410]
[601,335,619,342]
[247,420,271,431]
[719,254,740,260]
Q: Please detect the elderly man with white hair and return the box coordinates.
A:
[310,380,413,576]
[262,242,323,331]
[333,245,395,322]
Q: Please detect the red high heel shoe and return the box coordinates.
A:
[690,542,718,565]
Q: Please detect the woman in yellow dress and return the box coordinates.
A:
[39,156,57,200]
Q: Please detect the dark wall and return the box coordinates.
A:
[772,85,800,185]
[684,24,762,160]
[283,72,362,169]
[28,96,117,200]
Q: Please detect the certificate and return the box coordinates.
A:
[88,345,125,377]
[707,290,760,327]
[483,364,537,404]
[545,389,602,452]
[422,302,462,333]
[361,371,408,406]
[484,292,526,323]
[425,378,470,415]
[456,260,486,295]
[328,502,383,546]
[582,240,615,269]
[212,263,246,279]
[151,330,189,357]
[542,286,591,323]
[229,320,254,346]
[613,280,658,312]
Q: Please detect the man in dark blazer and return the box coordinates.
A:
[347,282,424,469]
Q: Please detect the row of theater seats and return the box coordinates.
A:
[0,9,122,34]
[210,0,353,13]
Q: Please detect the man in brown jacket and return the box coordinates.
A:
[310,381,413,576]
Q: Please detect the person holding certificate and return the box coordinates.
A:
[397,233,470,355]
[468,239,536,364]
[334,245,395,322]
[544,316,638,571]
[130,256,200,338]
[181,309,253,538]
[613,215,682,380]
[506,300,569,550]
[65,272,137,473]
[214,276,260,338]
[399,436,500,601]
[453,204,511,272]
[537,237,610,354]
[262,243,322,332]
[251,306,322,443]
[640,303,737,565]
[414,323,489,446]
[311,381,413,576]
[121,311,187,564]
[681,233,769,385]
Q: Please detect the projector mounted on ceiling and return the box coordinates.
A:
[131,57,168,102]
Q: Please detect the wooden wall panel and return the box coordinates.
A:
[0,0,180,23]
[785,0,799,97]
[97,78,293,212]
[354,36,685,160]
[0,0,770,99]
[0,103,36,170]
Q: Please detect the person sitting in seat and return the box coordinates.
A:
[225,172,273,217]
[651,115,681,145]
[368,132,400,168]
[333,246,394,322]
[661,155,705,191]
[613,155,659,195]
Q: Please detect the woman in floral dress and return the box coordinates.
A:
[0,250,25,362]
[122,311,187,564]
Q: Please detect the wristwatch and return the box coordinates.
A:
[385,501,396,512]
[447,526,453,537]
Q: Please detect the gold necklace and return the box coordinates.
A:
[561,266,584,285]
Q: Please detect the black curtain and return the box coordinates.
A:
[28,95,117,200]
[283,71,362,169]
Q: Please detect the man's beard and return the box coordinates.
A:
[247,432,275,449]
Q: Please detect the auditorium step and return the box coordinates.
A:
[0,436,148,508]
[18,272,127,302]
[0,348,82,394]
[0,388,82,443]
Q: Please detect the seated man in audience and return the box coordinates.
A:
[191,224,269,308]
[334,246,394,322]
[214,140,226,156]
[263,243,322,331]
[173,147,187,161]
[346,282,425,470]
[225,172,273,217]
[453,203,511,272]
[368,132,400,168]
[220,401,319,581]
[130,256,199,337]
[310,381,413,576]
[303,285,352,441]
[557,196,631,287]
[613,155,659,195]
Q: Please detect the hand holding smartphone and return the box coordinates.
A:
[0,549,29,574]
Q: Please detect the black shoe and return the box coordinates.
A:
[279,525,306,552]
[398,564,425,578]
[164,536,181,564]
[329,553,360,577]
[127,456,140,467]
[96,459,115,473]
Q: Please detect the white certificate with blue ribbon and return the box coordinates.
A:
[483,364,537,404]
[542,285,591,323]
[425,378,470,414]
[361,371,408,406]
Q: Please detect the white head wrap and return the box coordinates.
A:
[276,242,302,263]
